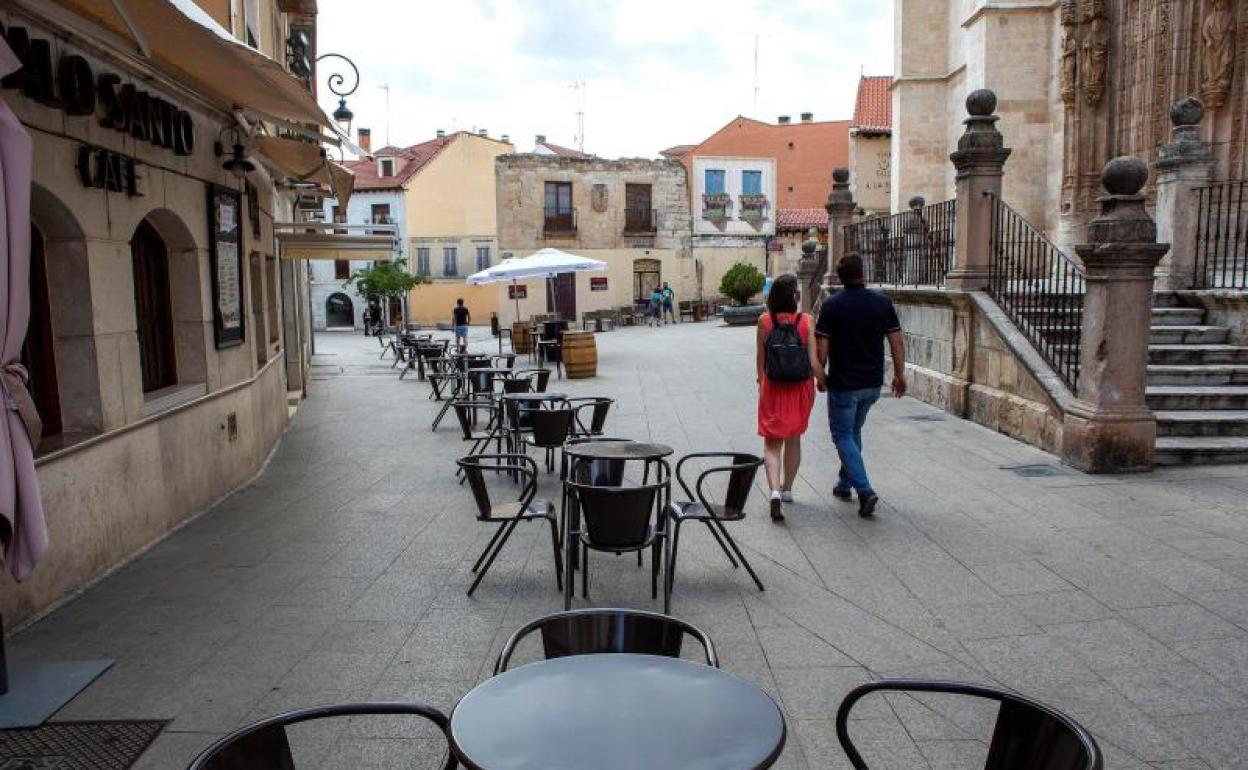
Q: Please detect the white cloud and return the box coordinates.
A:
[314,0,892,157]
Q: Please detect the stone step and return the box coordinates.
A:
[1149,325,1230,345]
[1149,344,1248,365]
[1155,436,1248,465]
[1155,410,1248,437]
[1152,290,1187,308]
[1147,364,1248,386]
[1146,385,1248,410]
[1151,307,1207,326]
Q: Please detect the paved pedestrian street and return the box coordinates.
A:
[10,324,1248,769]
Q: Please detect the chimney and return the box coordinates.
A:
[478,128,488,137]
[800,112,814,123]
[436,129,445,139]
[536,133,547,145]
[501,134,510,144]
[777,115,791,124]
[357,127,371,153]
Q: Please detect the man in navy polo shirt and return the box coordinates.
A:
[813,255,907,517]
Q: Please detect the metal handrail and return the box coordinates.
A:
[1195,180,1248,289]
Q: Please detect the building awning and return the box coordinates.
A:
[275,222,397,261]
[48,0,331,128]
[253,136,355,206]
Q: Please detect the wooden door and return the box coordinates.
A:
[20,224,61,436]
[131,220,177,393]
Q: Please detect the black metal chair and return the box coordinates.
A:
[491,353,516,370]
[565,481,668,613]
[453,400,506,479]
[667,452,765,593]
[186,702,456,769]
[457,454,562,596]
[836,680,1103,770]
[522,406,574,473]
[512,368,550,393]
[493,608,718,674]
[567,397,613,438]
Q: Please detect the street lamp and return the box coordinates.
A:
[315,52,359,135]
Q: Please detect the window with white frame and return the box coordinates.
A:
[443,246,458,277]
[475,246,490,271]
[379,158,395,177]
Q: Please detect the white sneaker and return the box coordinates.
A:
[780,491,793,503]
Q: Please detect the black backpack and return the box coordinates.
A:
[764,313,812,383]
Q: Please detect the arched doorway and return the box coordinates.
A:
[326,292,355,328]
[20,224,61,437]
[633,258,661,303]
[131,219,177,393]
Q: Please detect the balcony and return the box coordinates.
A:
[368,215,393,235]
[544,206,577,236]
[739,194,770,229]
[623,207,657,234]
[702,193,732,224]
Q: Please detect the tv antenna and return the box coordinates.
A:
[753,35,760,116]
[378,83,390,146]
[570,80,586,152]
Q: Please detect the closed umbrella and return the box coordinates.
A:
[0,35,46,581]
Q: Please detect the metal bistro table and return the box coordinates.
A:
[450,653,786,770]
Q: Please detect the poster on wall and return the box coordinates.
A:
[207,184,245,348]
[508,284,528,300]
[590,276,608,291]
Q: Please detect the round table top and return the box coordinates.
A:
[450,654,786,770]
[502,392,567,402]
[564,440,674,460]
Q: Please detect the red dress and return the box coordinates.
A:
[757,312,816,439]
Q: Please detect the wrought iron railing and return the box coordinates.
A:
[623,207,657,234]
[985,193,1085,391]
[1195,180,1248,289]
[543,206,577,235]
[843,199,956,287]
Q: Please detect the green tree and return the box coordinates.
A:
[344,258,428,305]
[719,261,766,305]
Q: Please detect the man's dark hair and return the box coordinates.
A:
[766,273,800,314]
[456,298,464,306]
[836,254,865,286]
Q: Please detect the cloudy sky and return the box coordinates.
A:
[315,0,893,158]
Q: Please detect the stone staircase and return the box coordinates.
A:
[1148,292,1248,465]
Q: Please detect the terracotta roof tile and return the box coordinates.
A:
[342,134,459,190]
[852,76,892,133]
[538,141,592,158]
[659,144,695,159]
[776,208,828,232]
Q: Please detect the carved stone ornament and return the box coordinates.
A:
[1200,0,1235,110]
[1082,10,1109,106]
[590,183,608,213]
[1060,0,1078,108]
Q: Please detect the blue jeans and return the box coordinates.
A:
[828,387,880,496]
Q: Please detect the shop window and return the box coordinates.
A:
[335,259,351,280]
[131,220,177,393]
[20,224,61,437]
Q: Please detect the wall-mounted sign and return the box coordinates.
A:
[590,276,608,292]
[1,23,195,156]
[508,284,527,300]
[207,184,245,348]
[76,145,142,196]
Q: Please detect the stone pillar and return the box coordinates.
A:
[946,89,1011,292]
[1154,97,1215,290]
[796,228,821,313]
[823,167,855,291]
[1061,157,1170,473]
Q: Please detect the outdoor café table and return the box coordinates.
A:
[449,653,786,770]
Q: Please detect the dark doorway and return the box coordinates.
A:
[326,292,355,327]
[20,224,61,437]
[131,219,177,393]
[633,258,661,302]
[547,272,576,321]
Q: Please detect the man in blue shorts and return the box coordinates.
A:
[452,298,471,352]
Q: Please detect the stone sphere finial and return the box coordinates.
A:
[966,89,997,117]
[1101,156,1149,196]
[832,167,849,184]
[1169,97,1204,127]
[908,195,926,210]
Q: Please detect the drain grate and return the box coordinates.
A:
[1002,463,1068,478]
[0,720,167,769]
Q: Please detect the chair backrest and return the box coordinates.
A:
[675,452,763,518]
[531,369,550,392]
[457,454,536,521]
[570,481,660,550]
[572,398,613,435]
[186,702,455,770]
[565,437,631,487]
[526,407,573,448]
[835,680,1102,770]
[493,608,719,674]
[453,400,494,441]
[502,378,532,395]
[492,354,516,370]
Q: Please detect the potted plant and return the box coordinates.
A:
[702,193,732,223]
[738,194,769,228]
[718,261,766,326]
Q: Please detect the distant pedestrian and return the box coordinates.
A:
[661,282,676,324]
[648,287,663,327]
[813,254,907,518]
[452,298,471,352]
[756,274,816,522]
[363,301,378,336]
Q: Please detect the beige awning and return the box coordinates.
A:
[254,137,355,206]
[275,222,397,261]
[49,0,331,128]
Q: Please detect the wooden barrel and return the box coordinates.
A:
[562,330,598,379]
[512,322,532,354]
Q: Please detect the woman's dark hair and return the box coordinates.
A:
[766,273,800,314]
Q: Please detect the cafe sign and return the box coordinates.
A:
[1,23,196,156]
[77,145,143,197]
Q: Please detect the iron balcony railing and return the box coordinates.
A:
[1195,180,1248,289]
[985,192,1085,391]
[623,207,657,234]
[843,199,956,287]
[543,206,577,236]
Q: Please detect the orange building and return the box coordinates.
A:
[679,114,850,210]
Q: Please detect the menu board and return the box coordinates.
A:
[590,276,608,292]
[207,184,245,348]
[508,284,528,300]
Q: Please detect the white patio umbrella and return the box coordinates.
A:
[466,248,607,319]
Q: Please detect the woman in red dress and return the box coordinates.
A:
[756,274,816,521]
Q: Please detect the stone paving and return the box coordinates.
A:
[10,323,1248,769]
